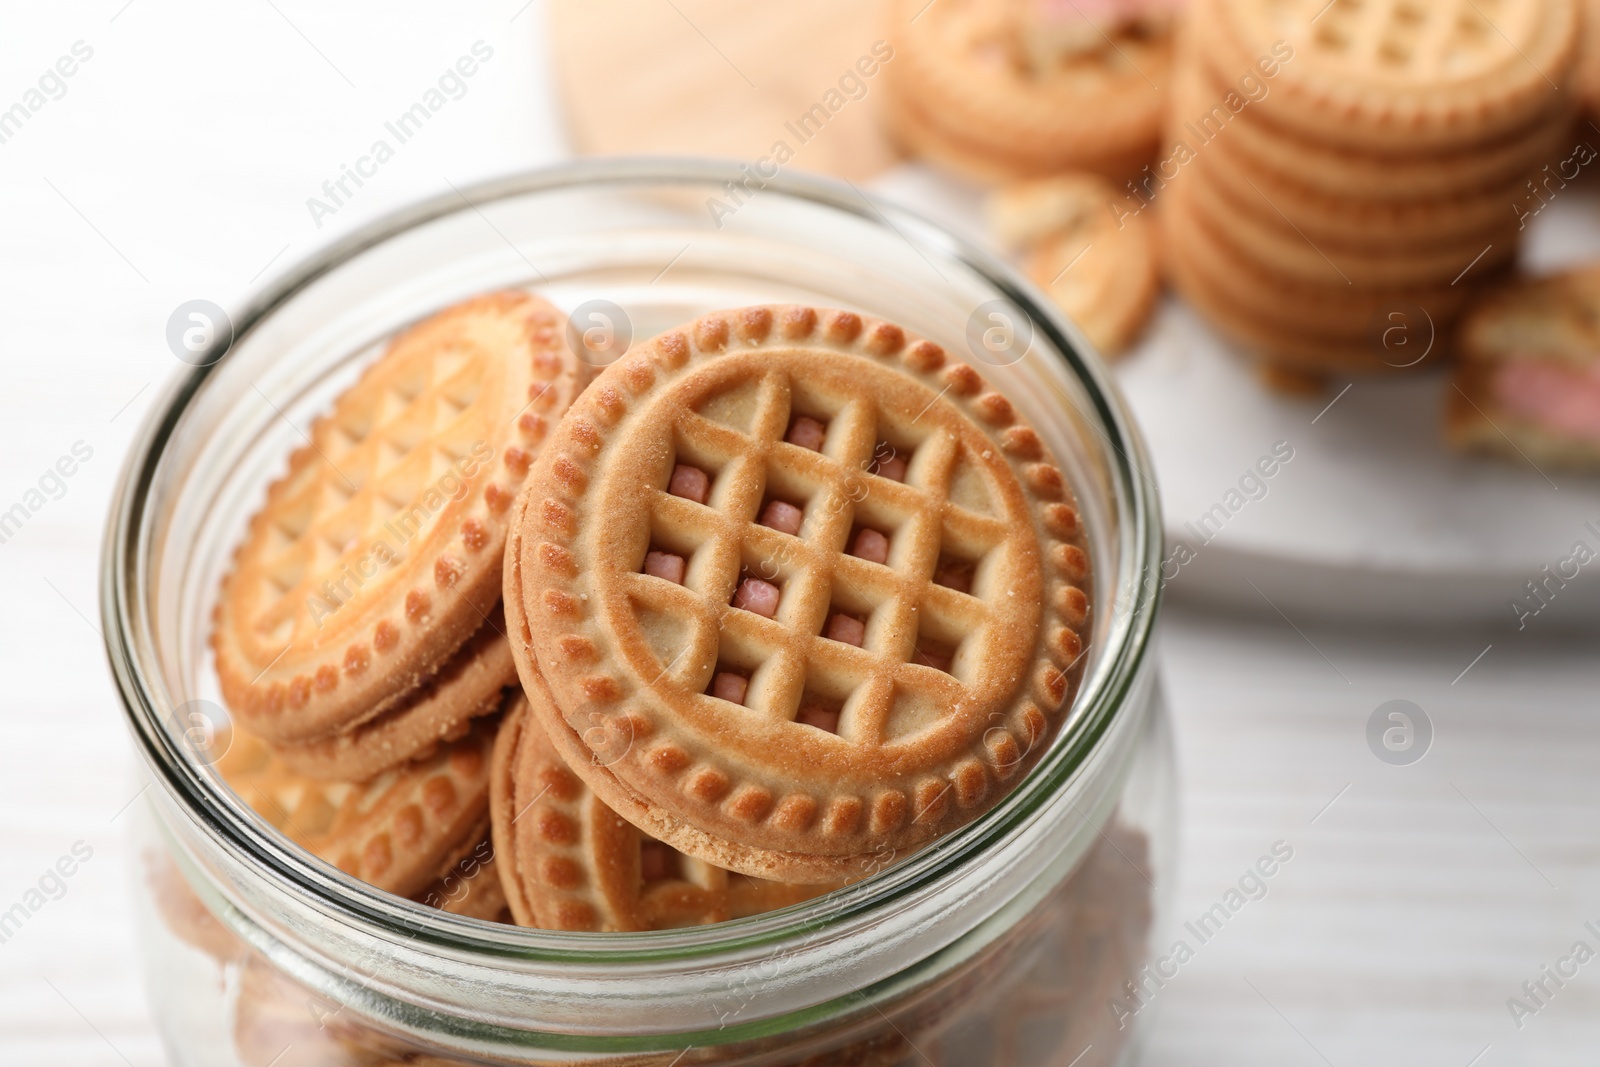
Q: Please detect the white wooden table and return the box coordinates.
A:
[2,4,1596,1064]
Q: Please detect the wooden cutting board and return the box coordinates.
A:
[549,0,902,180]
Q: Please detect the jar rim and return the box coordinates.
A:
[102,158,1163,973]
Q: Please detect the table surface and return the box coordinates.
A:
[3,4,1597,1065]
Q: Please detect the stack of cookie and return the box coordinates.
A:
[211,293,592,908]
[882,0,1178,181]
[1161,0,1580,379]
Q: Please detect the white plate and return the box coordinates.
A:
[869,165,1600,625]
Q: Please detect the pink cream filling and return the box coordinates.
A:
[733,578,781,618]
[1491,359,1600,443]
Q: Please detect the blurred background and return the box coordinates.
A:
[3,0,1599,1063]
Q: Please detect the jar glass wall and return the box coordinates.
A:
[104,160,1171,1066]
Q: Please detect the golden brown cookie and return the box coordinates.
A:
[413,836,509,922]
[489,692,540,926]
[1460,265,1600,360]
[217,715,497,898]
[233,954,412,1067]
[500,684,834,932]
[1169,56,1564,248]
[1180,151,1518,288]
[1200,0,1579,153]
[1448,267,1600,467]
[988,174,1160,357]
[146,851,243,963]
[882,0,1171,182]
[1160,177,1481,345]
[1579,0,1600,117]
[1192,131,1531,252]
[213,292,589,744]
[273,606,516,781]
[1162,195,1448,371]
[507,306,1092,882]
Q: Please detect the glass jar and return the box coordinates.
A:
[103,160,1171,1066]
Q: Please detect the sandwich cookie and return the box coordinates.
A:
[507,305,1092,882]
[987,173,1161,357]
[493,693,834,931]
[216,713,498,898]
[882,0,1175,181]
[273,604,517,782]
[1202,0,1577,152]
[1449,266,1600,468]
[213,292,589,744]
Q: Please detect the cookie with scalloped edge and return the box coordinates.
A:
[506,305,1093,882]
[1160,176,1486,342]
[881,0,1173,182]
[216,713,497,898]
[413,836,509,922]
[213,291,590,745]
[145,851,243,963]
[489,691,540,926]
[1200,0,1578,152]
[273,604,516,782]
[988,173,1160,357]
[494,665,835,931]
[232,954,415,1067]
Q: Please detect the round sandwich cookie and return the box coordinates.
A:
[506,305,1093,882]
[493,694,833,932]
[987,173,1161,357]
[1180,152,1518,289]
[146,852,243,963]
[273,604,517,782]
[883,0,1173,182]
[1448,266,1600,468]
[1192,127,1532,252]
[1201,0,1578,153]
[1579,0,1600,119]
[216,713,498,898]
[1168,58,1562,246]
[488,693,539,926]
[1181,54,1576,204]
[1163,203,1466,374]
[413,836,509,922]
[1161,180,1484,343]
[213,292,590,745]
[233,954,415,1067]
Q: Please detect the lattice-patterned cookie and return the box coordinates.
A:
[1203,0,1578,151]
[495,686,833,931]
[274,605,516,782]
[882,0,1172,181]
[213,292,589,744]
[216,714,497,898]
[507,306,1092,882]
